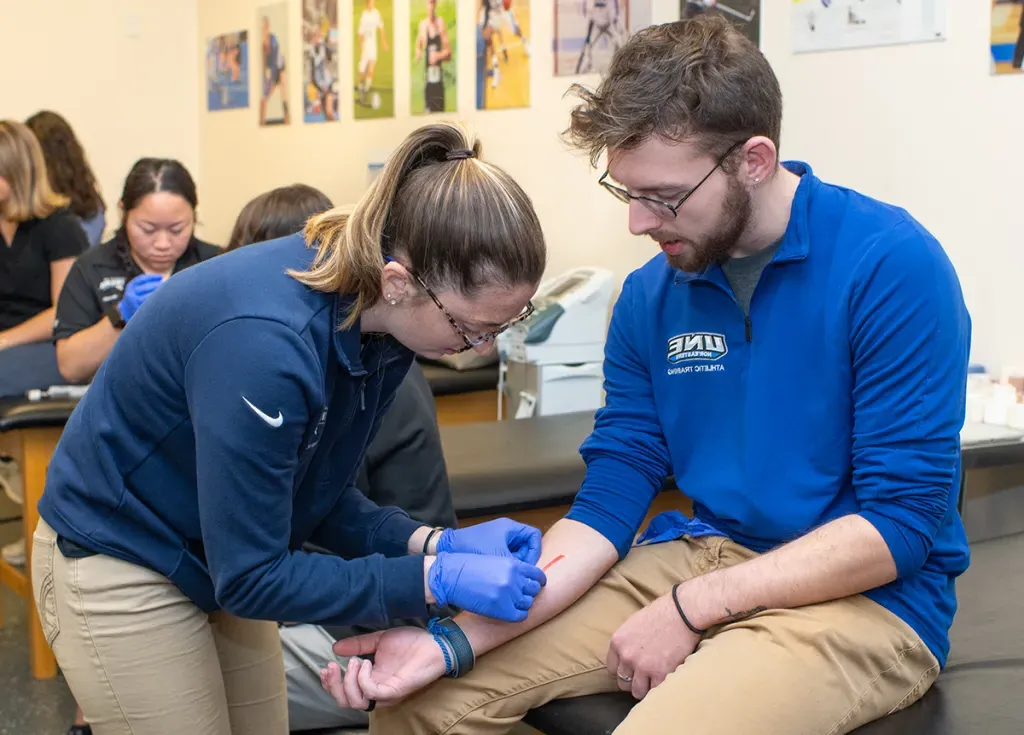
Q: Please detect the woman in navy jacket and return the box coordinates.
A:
[33,122,548,735]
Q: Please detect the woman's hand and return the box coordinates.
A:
[435,518,542,564]
[322,627,447,709]
[429,552,546,622]
[119,274,164,322]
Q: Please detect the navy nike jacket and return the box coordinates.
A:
[567,162,972,667]
[39,234,428,626]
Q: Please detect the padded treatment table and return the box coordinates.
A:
[0,395,80,679]
[441,411,621,518]
[418,360,499,397]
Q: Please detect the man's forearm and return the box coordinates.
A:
[457,519,618,656]
[681,514,899,630]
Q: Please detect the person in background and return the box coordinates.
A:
[0,120,89,565]
[24,111,106,246]
[225,183,333,252]
[226,182,458,730]
[53,158,219,385]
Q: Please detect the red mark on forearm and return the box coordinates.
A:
[542,554,565,572]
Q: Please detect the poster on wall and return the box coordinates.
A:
[258,2,291,125]
[681,0,760,47]
[411,0,458,115]
[554,1,655,76]
[477,0,532,110]
[791,0,946,54]
[302,0,339,122]
[354,0,395,119]
[991,0,1024,74]
[206,31,250,111]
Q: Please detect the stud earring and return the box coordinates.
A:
[386,293,397,306]
[754,177,761,184]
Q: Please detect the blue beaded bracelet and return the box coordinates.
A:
[427,616,475,678]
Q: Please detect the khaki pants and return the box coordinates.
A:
[375,534,940,735]
[32,518,288,735]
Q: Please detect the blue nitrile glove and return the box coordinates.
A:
[435,518,542,565]
[428,553,547,623]
[118,274,164,322]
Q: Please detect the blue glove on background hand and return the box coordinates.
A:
[435,518,543,565]
[428,552,547,623]
[118,274,164,322]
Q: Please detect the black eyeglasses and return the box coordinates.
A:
[384,257,535,353]
[598,141,745,218]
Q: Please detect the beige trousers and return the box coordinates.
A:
[32,518,288,735]
[374,534,940,735]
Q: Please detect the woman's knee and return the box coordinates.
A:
[212,613,289,734]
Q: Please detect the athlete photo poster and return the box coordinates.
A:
[992,0,1024,74]
[476,0,532,111]
[411,0,458,115]
[303,0,339,122]
[258,2,291,125]
[353,0,395,120]
[554,1,653,77]
[681,0,760,48]
[206,31,249,111]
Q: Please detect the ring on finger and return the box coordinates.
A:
[617,674,633,683]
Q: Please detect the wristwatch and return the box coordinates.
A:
[427,616,475,678]
[104,302,126,329]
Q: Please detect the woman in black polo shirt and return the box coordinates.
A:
[54,158,219,384]
[0,120,89,395]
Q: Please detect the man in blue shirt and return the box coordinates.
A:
[330,15,971,734]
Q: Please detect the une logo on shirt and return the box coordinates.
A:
[666,333,728,363]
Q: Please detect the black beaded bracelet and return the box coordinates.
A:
[672,583,707,636]
[422,527,443,554]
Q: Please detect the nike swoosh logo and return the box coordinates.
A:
[242,396,283,428]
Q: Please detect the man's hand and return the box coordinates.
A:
[605,587,699,700]
[436,518,542,564]
[323,627,446,709]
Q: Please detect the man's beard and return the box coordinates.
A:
[659,177,753,274]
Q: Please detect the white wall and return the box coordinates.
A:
[765,1,1023,371]
[1,0,201,242]
[197,0,1021,368]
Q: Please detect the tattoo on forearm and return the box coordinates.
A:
[722,606,767,623]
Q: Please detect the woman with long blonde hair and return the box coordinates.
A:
[0,120,89,393]
[33,121,548,734]
[0,120,90,566]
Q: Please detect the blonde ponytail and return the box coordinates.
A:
[292,121,544,329]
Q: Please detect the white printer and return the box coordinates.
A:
[498,267,615,419]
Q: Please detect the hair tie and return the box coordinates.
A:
[445,148,476,161]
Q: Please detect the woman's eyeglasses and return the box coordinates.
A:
[384,257,535,353]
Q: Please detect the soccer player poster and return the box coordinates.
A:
[303,0,339,122]
[411,0,458,115]
[353,0,395,120]
[258,3,291,125]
